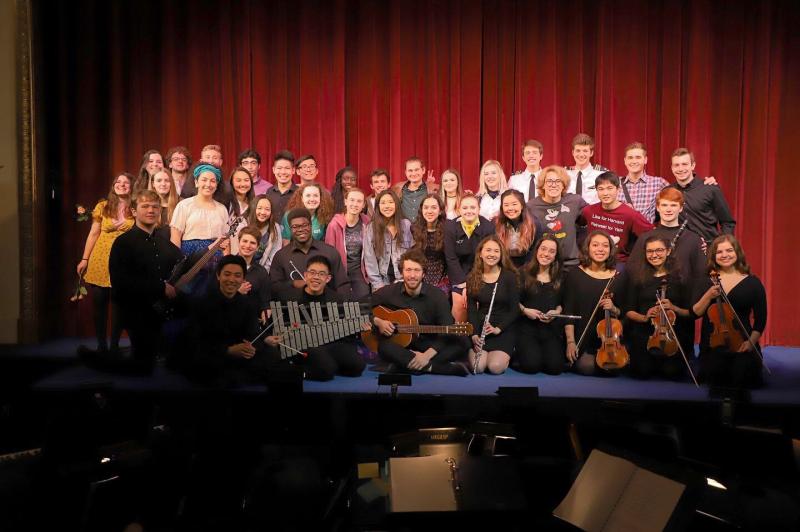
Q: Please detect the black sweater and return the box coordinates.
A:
[443,216,496,286]
[467,269,520,332]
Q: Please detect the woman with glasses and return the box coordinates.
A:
[624,235,692,380]
[527,165,588,270]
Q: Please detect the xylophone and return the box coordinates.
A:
[268,301,371,360]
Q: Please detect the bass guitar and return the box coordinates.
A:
[153,217,242,319]
[362,306,473,354]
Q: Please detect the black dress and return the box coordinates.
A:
[563,268,618,355]
[623,272,691,380]
[515,276,565,374]
[695,275,767,388]
[467,269,520,354]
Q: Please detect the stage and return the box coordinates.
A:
[5,339,799,406]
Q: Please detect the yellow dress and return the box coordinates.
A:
[83,200,134,287]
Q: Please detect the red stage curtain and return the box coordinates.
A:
[34,0,800,344]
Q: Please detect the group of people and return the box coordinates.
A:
[76,134,766,389]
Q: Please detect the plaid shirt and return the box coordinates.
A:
[617,173,669,223]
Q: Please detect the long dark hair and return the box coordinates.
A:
[466,235,518,297]
[371,189,403,257]
[579,230,617,270]
[630,235,681,285]
[228,166,254,217]
[102,172,135,218]
[411,194,446,253]
[247,194,279,246]
[495,189,536,255]
[522,235,564,292]
[135,149,163,192]
[331,166,356,213]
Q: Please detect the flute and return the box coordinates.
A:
[473,282,499,374]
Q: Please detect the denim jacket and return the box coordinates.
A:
[363,218,413,291]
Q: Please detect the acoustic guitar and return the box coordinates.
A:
[362,305,473,353]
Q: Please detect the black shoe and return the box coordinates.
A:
[370,361,397,373]
[430,362,469,377]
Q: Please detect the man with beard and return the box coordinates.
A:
[371,249,469,376]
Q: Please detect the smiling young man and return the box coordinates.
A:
[104,189,184,373]
[616,142,670,223]
[270,208,350,298]
[295,154,325,188]
[275,255,366,381]
[264,150,299,223]
[508,139,545,203]
[238,149,271,196]
[371,249,469,376]
[581,172,654,265]
[566,133,608,205]
[392,157,438,222]
[177,254,273,386]
[664,148,736,247]
[365,168,390,217]
[628,188,706,282]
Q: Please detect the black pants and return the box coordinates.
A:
[700,348,763,389]
[515,322,564,375]
[89,284,123,351]
[303,340,365,381]
[378,335,466,371]
[627,324,685,380]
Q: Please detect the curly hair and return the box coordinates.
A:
[284,183,335,226]
[495,189,536,256]
[370,190,404,258]
[411,194,446,254]
[466,235,518,297]
[522,235,564,293]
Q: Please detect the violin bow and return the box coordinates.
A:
[714,279,771,375]
[574,272,617,355]
[654,292,699,387]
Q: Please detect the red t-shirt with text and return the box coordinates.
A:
[581,202,654,262]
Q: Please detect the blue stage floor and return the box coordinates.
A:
[7,339,798,405]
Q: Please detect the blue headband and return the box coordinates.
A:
[193,163,222,183]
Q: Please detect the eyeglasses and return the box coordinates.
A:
[306,269,330,278]
[298,164,317,171]
[544,179,562,185]
[645,248,668,255]
[290,223,311,230]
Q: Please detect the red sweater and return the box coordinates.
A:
[581,202,654,262]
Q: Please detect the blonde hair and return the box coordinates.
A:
[536,165,571,198]
[477,160,508,197]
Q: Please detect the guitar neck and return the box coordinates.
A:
[175,242,221,290]
[395,325,467,335]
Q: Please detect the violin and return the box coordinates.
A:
[707,271,747,351]
[595,289,630,370]
[647,278,678,356]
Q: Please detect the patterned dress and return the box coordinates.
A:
[84,200,134,287]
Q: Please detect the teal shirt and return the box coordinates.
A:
[281,213,326,241]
